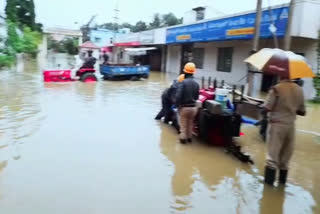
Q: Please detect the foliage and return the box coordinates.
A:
[20,27,42,56]
[6,22,41,55]
[161,13,182,27]
[148,13,161,30]
[0,0,43,68]
[48,37,79,55]
[17,0,36,30]
[5,0,41,31]
[0,53,15,68]
[0,21,42,68]
[132,21,147,32]
[6,21,24,53]
[5,0,18,22]
[63,38,79,55]
[121,22,134,30]
[97,12,182,32]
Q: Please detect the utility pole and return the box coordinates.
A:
[247,0,263,97]
[113,1,120,63]
[284,0,295,51]
[252,0,263,52]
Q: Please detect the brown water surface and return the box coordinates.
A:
[0,54,319,214]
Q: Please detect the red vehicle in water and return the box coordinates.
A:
[43,68,98,83]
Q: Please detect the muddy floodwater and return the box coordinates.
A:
[0,55,319,214]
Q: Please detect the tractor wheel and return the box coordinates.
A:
[130,76,140,81]
[80,73,97,82]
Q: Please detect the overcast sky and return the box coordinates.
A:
[0,0,290,29]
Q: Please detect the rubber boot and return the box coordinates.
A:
[279,170,288,184]
[264,166,276,186]
[180,139,187,144]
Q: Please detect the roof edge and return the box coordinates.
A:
[167,3,289,30]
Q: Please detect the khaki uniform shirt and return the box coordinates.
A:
[264,80,305,124]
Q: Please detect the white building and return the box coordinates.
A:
[112,28,167,71]
[165,1,320,99]
[183,6,224,24]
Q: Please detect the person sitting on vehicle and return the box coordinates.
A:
[102,51,109,65]
[176,62,200,144]
[81,50,97,69]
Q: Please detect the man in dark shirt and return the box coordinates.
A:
[176,62,200,144]
[81,50,97,69]
[102,51,109,65]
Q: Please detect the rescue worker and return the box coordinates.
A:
[81,50,97,69]
[155,80,180,132]
[264,76,306,185]
[176,62,199,144]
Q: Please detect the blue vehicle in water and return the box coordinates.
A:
[100,64,150,80]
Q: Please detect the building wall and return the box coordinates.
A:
[166,45,181,74]
[166,38,318,99]
[291,0,320,39]
[154,28,166,44]
[290,37,318,99]
[113,47,133,64]
[193,41,252,85]
[89,29,114,47]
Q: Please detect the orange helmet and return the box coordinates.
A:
[183,62,196,74]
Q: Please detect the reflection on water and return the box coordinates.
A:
[159,124,317,213]
[0,58,45,164]
[0,54,319,213]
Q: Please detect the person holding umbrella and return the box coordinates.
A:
[245,48,315,186]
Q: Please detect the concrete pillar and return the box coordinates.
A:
[78,36,83,46]
[161,45,167,72]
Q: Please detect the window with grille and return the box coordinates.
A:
[217,47,233,72]
[196,10,205,21]
[193,48,204,69]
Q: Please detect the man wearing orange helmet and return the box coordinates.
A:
[176,62,200,144]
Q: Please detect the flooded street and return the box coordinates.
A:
[0,55,319,214]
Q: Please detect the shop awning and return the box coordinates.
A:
[125,47,157,52]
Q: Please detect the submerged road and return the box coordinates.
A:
[0,55,319,213]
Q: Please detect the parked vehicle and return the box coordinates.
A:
[100,64,150,80]
[43,68,98,83]
[156,78,254,164]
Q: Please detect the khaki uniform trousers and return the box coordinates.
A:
[179,107,198,140]
[266,122,295,170]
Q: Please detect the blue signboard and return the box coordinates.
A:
[166,7,289,44]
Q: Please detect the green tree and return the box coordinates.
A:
[5,0,18,22]
[6,21,24,53]
[63,38,79,55]
[17,0,36,30]
[98,22,118,31]
[20,27,42,56]
[149,13,161,29]
[132,21,147,32]
[121,22,134,30]
[162,13,182,26]
[48,37,79,55]
[5,0,41,31]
